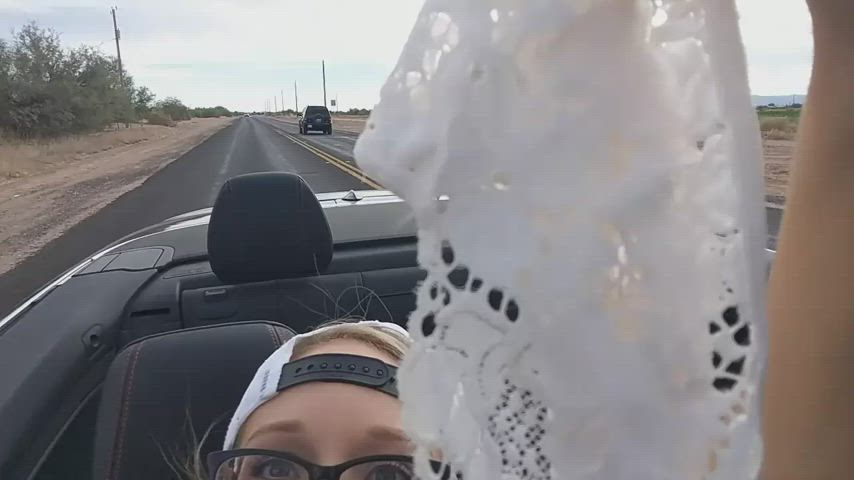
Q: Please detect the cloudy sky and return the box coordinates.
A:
[0,0,813,112]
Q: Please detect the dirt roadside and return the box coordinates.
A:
[329,115,794,207]
[0,117,233,276]
[764,138,794,207]
[331,115,369,134]
[275,114,368,135]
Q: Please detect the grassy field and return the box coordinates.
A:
[332,115,369,134]
[328,112,793,207]
[758,107,801,141]
[758,107,802,119]
[324,112,793,206]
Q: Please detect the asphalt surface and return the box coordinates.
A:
[0,116,785,317]
[0,116,373,317]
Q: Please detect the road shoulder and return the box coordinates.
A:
[0,118,233,276]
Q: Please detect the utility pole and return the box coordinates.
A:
[294,81,299,113]
[281,89,285,114]
[274,96,278,115]
[110,7,125,88]
[322,60,327,108]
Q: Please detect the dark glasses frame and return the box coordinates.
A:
[207,450,444,480]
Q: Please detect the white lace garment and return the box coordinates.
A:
[355,1,768,479]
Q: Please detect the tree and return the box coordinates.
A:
[0,39,12,132]
[65,45,133,129]
[0,21,197,138]
[0,22,137,137]
[191,105,231,118]
[156,97,191,122]
[133,86,156,117]
[5,23,70,137]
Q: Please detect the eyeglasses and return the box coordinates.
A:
[207,450,448,480]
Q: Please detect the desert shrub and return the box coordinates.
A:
[156,98,191,122]
[760,117,794,132]
[0,21,192,139]
[0,23,136,138]
[192,106,231,118]
[145,110,176,127]
[344,108,371,115]
[764,129,795,140]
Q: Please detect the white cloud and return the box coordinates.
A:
[1,0,814,109]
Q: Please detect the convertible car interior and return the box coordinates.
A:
[0,172,779,480]
[0,173,425,480]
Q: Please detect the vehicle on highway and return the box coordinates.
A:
[0,172,422,480]
[299,105,333,135]
[244,113,251,118]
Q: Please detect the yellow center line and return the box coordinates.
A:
[285,133,384,190]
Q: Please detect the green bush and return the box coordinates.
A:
[133,86,156,118]
[344,108,371,115]
[760,117,794,132]
[0,23,138,138]
[757,107,801,120]
[191,106,231,118]
[0,21,193,139]
[145,110,176,127]
[156,98,191,122]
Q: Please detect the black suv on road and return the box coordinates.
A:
[299,105,333,135]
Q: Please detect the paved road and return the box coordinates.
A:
[0,116,375,317]
[0,116,785,316]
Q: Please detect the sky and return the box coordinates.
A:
[0,0,814,112]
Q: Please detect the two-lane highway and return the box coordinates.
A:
[262,117,365,165]
[256,117,382,189]
[0,116,376,317]
[0,115,786,317]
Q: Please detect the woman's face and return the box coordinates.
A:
[237,339,411,466]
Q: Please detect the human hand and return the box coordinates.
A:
[806,0,854,43]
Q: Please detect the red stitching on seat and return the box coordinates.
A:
[107,343,143,480]
[267,324,282,348]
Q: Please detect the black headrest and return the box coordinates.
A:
[208,173,333,284]
[93,322,295,480]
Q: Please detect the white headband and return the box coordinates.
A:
[223,321,410,450]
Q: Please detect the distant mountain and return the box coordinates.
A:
[751,95,806,107]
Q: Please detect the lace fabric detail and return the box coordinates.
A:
[356,1,767,479]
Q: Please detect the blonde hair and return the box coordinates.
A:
[292,320,411,362]
[171,321,411,480]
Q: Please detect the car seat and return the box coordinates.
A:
[92,321,295,480]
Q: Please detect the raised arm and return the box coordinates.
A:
[763,1,854,477]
